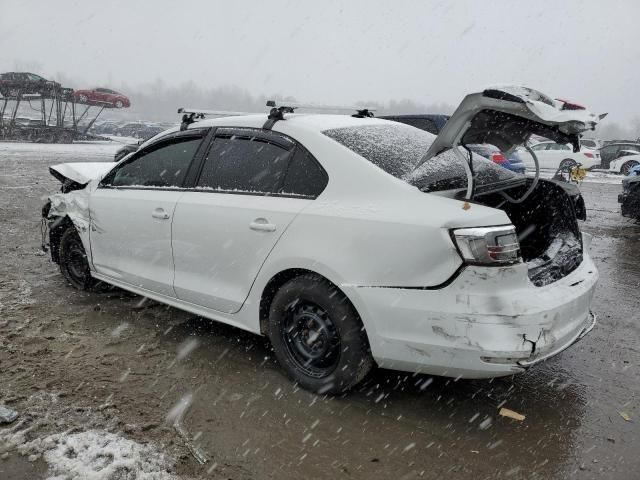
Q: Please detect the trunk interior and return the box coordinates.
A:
[475,179,584,286]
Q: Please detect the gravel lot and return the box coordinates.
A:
[1,141,638,479]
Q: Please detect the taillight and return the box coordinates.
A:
[556,98,586,110]
[452,226,521,265]
[490,152,507,164]
[584,152,594,158]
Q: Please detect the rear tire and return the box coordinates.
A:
[267,274,373,394]
[621,160,639,176]
[59,226,97,290]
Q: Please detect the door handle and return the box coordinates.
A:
[249,218,276,232]
[152,208,170,220]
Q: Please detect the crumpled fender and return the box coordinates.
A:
[47,189,93,260]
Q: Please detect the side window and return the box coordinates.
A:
[103,137,201,188]
[531,143,545,151]
[197,135,291,194]
[280,148,328,198]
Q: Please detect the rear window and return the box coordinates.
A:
[323,123,518,193]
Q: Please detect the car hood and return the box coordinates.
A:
[422,86,605,163]
[50,162,114,186]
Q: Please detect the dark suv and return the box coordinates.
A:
[600,142,640,169]
[0,72,61,98]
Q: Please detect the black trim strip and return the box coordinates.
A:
[354,263,467,291]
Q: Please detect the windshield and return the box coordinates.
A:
[323,123,520,193]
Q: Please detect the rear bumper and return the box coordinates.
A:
[343,247,598,379]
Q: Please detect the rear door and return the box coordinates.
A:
[171,128,327,314]
[89,129,208,296]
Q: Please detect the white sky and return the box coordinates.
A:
[2,0,639,122]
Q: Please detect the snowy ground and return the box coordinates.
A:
[0,142,639,479]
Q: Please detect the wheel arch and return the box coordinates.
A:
[258,268,368,339]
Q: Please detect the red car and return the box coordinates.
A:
[74,88,130,108]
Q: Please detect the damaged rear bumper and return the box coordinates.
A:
[516,311,596,368]
[343,247,598,379]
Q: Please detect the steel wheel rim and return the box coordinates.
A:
[64,239,89,284]
[281,301,340,378]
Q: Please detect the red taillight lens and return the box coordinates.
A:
[491,152,507,164]
[556,98,586,110]
[584,152,594,158]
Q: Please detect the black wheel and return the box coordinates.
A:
[115,100,123,108]
[621,160,639,176]
[267,274,373,394]
[59,226,96,290]
[8,88,20,97]
[559,159,577,172]
[78,94,88,103]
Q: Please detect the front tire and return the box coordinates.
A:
[59,226,96,290]
[115,100,123,108]
[267,274,373,394]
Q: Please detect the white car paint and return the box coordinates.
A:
[46,86,601,382]
[609,152,640,174]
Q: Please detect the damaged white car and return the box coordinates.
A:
[43,86,601,394]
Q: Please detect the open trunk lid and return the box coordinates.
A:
[422,85,604,163]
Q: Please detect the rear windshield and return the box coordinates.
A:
[323,123,518,193]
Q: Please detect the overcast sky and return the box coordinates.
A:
[2,0,639,122]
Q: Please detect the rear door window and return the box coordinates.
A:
[280,148,328,198]
[197,134,292,194]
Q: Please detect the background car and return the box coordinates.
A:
[466,143,526,173]
[609,151,640,175]
[619,173,640,219]
[600,142,640,169]
[74,88,130,108]
[0,72,61,97]
[379,114,450,135]
[523,140,599,170]
[580,138,601,150]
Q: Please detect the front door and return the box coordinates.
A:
[90,132,205,296]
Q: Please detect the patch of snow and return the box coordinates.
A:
[36,430,175,480]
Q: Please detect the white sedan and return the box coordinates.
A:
[523,140,600,170]
[44,86,600,393]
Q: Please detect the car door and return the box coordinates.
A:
[89,129,208,296]
[171,128,328,314]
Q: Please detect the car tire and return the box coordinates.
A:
[621,160,639,176]
[59,226,97,290]
[78,94,88,103]
[8,88,20,97]
[115,100,123,108]
[267,274,373,394]
[559,159,577,171]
